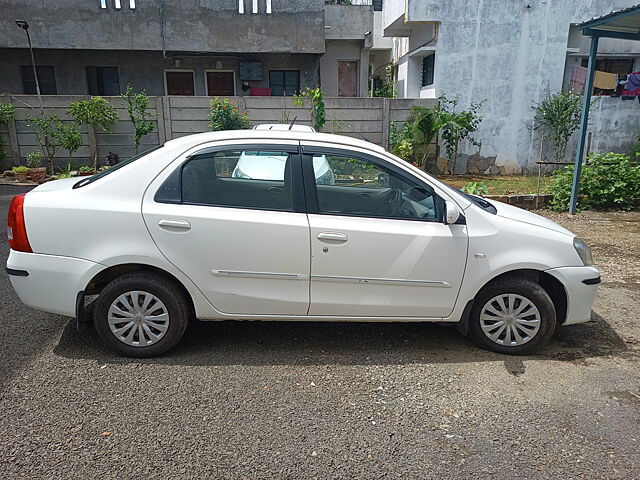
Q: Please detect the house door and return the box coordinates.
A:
[338,61,358,97]
[207,71,235,96]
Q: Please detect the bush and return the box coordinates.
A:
[461,181,489,195]
[209,98,251,131]
[549,152,640,211]
[12,166,29,173]
[532,88,583,163]
[26,150,42,168]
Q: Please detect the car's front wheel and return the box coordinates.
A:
[468,278,556,355]
[93,272,190,357]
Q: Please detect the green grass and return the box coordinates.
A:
[437,175,554,195]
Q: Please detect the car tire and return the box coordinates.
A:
[468,278,556,355]
[93,272,190,358]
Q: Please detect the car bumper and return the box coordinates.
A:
[545,265,600,326]
[6,250,103,317]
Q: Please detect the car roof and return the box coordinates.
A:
[253,124,316,132]
[164,130,388,155]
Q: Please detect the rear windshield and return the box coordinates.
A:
[73,145,163,189]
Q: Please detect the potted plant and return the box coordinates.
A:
[12,165,30,182]
[78,165,94,176]
[26,150,47,182]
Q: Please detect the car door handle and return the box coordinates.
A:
[317,232,348,243]
[158,219,191,230]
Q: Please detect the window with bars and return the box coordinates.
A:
[269,70,300,97]
[86,67,121,96]
[421,54,435,87]
[21,66,57,95]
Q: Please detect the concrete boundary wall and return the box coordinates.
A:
[0,95,437,170]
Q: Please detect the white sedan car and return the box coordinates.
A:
[6,129,600,357]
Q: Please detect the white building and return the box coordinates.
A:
[373,1,640,172]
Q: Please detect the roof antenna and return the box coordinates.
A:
[288,116,297,130]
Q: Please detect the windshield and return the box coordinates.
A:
[73,145,163,189]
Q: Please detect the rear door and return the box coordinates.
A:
[302,145,468,318]
[142,141,310,316]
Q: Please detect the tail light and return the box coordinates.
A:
[7,194,32,253]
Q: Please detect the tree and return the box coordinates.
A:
[532,87,583,163]
[68,97,118,171]
[57,123,82,167]
[121,85,155,154]
[26,114,62,175]
[0,103,15,165]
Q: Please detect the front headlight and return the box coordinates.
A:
[573,237,593,266]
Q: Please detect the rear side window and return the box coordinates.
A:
[156,149,296,211]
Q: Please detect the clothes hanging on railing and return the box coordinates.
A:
[594,70,617,90]
[570,65,587,92]
[621,72,640,96]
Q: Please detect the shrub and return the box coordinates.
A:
[293,87,325,132]
[105,151,120,166]
[549,152,640,211]
[373,65,397,98]
[12,165,29,173]
[26,150,42,168]
[532,87,583,162]
[208,98,251,131]
[0,104,15,163]
[461,181,489,195]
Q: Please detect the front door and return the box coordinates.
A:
[338,61,358,97]
[303,148,468,318]
[207,71,235,96]
[142,143,310,316]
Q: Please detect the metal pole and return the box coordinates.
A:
[24,29,44,115]
[568,34,598,214]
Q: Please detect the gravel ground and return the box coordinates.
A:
[0,184,638,479]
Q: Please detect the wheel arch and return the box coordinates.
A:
[84,263,196,318]
[455,268,568,335]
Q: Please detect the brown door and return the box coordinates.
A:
[338,61,358,97]
[207,71,235,96]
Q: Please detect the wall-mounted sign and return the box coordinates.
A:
[239,62,263,81]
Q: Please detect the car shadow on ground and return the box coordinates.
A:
[53,311,633,367]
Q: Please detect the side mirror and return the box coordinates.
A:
[445,200,461,225]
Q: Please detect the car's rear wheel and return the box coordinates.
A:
[468,278,556,355]
[93,272,190,357]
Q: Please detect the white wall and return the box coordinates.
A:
[385,0,640,171]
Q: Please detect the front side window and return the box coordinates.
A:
[173,149,296,211]
[21,66,57,94]
[311,153,440,221]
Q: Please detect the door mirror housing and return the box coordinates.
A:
[445,201,461,225]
